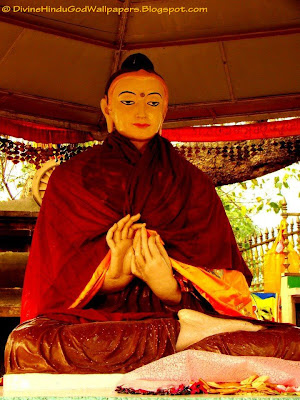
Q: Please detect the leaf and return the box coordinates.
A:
[283,182,289,188]
[269,202,280,213]
[283,173,289,182]
[240,182,247,190]
[241,206,247,215]
[257,204,264,212]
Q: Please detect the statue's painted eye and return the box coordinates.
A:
[147,101,160,107]
[120,100,135,105]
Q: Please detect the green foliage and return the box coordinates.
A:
[217,162,300,244]
[217,187,259,244]
[0,153,36,200]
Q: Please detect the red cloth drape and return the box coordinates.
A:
[162,119,300,142]
[0,116,94,144]
[21,132,251,322]
[1,116,299,144]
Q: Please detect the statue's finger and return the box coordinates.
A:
[131,254,137,275]
[114,228,121,242]
[123,248,133,275]
[156,236,172,268]
[141,226,151,261]
[122,214,141,238]
[106,223,117,248]
[148,235,161,258]
[128,223,145,239]
[131,223,146,230]
[128,227,133,239]
[122,218,133,239]
[136,252,146,268]
[130,213,141,222]
[131,254,142,279]
[133,230,142,256]
[133,229,140,248]
[116,214,130,232]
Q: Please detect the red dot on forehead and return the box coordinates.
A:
[140,93,145,97]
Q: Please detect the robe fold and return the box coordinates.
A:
[21,132,251,322]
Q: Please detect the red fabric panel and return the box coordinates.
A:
[0,116,94,144]
[162,119,300,142]
[1,117,298,144]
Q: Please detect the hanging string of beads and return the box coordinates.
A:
[174,136,299,163]
[0,136,101,167]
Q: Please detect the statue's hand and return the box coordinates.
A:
[101,214,144,293]
[106,214,144,278]
[131,226,181,305]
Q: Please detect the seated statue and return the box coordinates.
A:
[5,54,300,374]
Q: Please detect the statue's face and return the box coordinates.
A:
[101,71,168,142]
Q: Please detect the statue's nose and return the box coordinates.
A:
[136,101,147,118]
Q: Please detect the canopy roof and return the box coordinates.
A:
[0,0,299,137]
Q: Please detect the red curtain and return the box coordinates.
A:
[162,119,300,142]
[0,117,94,144]
[0,116,299,144]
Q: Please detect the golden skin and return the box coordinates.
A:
[100,70,168,152]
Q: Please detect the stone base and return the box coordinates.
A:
[3,373,123,397]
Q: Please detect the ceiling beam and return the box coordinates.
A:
[1,12,299,50]
[168,93,300,110]
[163,110,300,128]
[126,26,300,50]
[110,0,131,74]
[219,42,235,101]
[0,89,299,130]
[0,109,102,134]
[0,88,99,113]
[0,13,116,49]
[165,94,300,126]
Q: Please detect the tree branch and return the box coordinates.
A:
[0,156,13,200]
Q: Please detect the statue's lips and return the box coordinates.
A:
[133,123,150,128]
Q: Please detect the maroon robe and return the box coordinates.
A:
[21,132,251,322]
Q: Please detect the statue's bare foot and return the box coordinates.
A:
[176,309,264,352]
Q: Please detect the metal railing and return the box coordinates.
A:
[239,198,300,292]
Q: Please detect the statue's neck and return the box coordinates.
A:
[130,139,150,153]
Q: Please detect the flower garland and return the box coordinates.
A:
[116,375,300,396]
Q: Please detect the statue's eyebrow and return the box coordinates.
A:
[118,91,136,96]
[147,92,162,98]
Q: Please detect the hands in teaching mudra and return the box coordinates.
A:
[103,214,181,304]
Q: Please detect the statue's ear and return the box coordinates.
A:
[100,97,114,133]
[159,104,168,136]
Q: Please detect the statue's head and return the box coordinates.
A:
[100,53,168,145]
